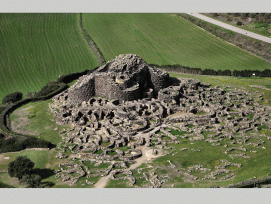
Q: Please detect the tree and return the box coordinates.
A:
[20,174,42,188]
[8,156,34,180]
[2,92,23,104]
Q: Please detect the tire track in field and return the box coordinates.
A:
[79,13,105,66]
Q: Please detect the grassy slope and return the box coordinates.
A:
[0,13,99,103]
[82,13,271,71]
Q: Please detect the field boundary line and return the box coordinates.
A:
[79,13,105,66]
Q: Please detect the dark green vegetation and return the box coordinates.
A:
[0,13,99,103]
[8,156,34,179]
[0,181,14,188]
[2,92,23,105]
[19,174,42,188]
[82,13,271,72]
[0,133,52,153]
[8,156,43,188]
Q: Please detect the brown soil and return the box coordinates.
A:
[169,111,187,119]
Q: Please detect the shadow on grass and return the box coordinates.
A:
[41,181,55,188]
[32,168,56,188]
[32,168,55,179]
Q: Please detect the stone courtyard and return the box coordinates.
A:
[49,54,271,187]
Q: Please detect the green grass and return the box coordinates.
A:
[10,99,71,144]
[150,134,271,188]
[195,111,206,116]
[0,149,52,171]
[246,114,254,121]
[105,178,131,188]
[0,149,58,188]
[82,13,271,72]
[0,13,99,103]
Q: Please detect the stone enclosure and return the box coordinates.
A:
[50,54,271,187]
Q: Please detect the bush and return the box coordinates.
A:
[8,156,34,180]
[0,135,53,153]
[2,92,23,104]
[20,174,42,188]
[35,81,61,97]
[0,181,14,188]
[236,20,243,26]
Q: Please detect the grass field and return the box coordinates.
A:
[0,13,99,103]
[82,13,271,71]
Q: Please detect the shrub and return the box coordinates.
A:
[0,181,14,188]
[2,92,23,104]
[8,156,34,179]
[20,174,42,188]
[236,20,243,26]
[35,81,61,97]
[0,135,53,153]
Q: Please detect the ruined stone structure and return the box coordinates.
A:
[67,54,170,104]
[50,54,271,188]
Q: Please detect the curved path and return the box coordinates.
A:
[187,13,271,44]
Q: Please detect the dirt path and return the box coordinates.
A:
[188,13,271,44]
[94,145,161,188]
[249,85,271,91]
[169,111,187,119]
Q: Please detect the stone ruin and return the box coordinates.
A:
[50,54,271,187]
[65,54,170,104]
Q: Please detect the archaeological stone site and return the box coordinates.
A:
[46,54,271,187]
